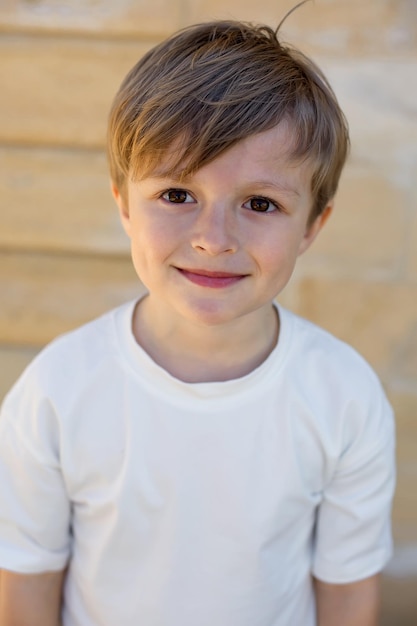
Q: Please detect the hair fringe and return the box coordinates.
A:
[108,13,349,220]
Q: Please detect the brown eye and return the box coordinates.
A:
[250,197,272,212]
[164,189,190,203]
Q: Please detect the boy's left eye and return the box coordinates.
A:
[161,189,194,204]
[244,197,279,213]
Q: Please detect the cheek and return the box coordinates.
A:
[129,215,180,266]
[255,231,300,273]
[130,214,159,245]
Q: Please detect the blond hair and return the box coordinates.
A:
[108,20,349,220]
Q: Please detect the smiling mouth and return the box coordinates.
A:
[176,267,247,288]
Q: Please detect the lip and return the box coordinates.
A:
[176,267,247,288]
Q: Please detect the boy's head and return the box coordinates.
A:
[108,19,349,223]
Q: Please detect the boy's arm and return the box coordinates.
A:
[0,569,65,626]
[313,574,380,626]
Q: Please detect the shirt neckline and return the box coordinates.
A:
[113,298,294,408]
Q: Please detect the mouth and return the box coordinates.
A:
[176,267,247,288]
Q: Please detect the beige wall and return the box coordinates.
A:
[1,1,416,621]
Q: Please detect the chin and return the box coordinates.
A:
[179,300,242,327]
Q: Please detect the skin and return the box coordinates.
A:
[314,574,381,625]
[0,569,65,625]
[113,122,332,383]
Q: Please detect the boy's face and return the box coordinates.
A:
[113,122,331,331]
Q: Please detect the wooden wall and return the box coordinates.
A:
[1,1,416,621]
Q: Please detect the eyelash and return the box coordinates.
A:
[243,196,280,213]
[161,189,194,204]
[160,189,282,214]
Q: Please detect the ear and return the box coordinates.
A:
[111,181,131,237]
[297,202,333,257]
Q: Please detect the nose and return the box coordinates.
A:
[190,203,238,256]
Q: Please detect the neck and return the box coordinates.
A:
[131,296,280,383]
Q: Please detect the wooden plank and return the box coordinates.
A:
[0,146,129,255]
[0,0,181,39]
[0,250,144,347]
[0,35,153,147]
[0,345,39,403]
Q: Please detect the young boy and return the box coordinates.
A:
[0,18,395,626]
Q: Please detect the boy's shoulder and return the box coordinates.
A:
[279,305,394,446]
[5,299,136,402]
[278,304,385,398]
[281,303,371,364]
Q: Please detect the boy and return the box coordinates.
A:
[0,18,395,626]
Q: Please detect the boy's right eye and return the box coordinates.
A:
[161,189,194,203]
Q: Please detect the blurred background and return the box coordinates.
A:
[0,0,416,622]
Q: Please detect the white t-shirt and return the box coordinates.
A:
[0,300,395,626]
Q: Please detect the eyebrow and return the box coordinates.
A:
[145,173,301,198]
[248,180,301,197]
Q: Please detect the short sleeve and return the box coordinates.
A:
[0,383,71,574]
[312,389,396,583]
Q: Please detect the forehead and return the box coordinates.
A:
[134,121,313,187]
